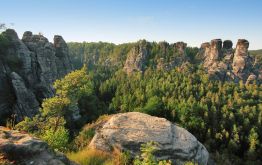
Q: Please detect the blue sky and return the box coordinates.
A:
[1,0,262,49]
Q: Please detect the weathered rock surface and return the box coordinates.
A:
[10,72,39,121]
[232,39,253,81]
[199,39,261,83]
[124,40,149,74]
[124,40,189,73]
[0,127,76,165]
[175,42,187,56]
[89,112,209,165]
[168,42,189,69]
[0,29,72,124]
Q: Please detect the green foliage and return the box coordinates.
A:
[15,116,39,133]
[73,127,95,150]
[67,41,262,163]
[54,65,93,102]
[67,42,134,70]
[41,127,69,152]
[134,142,171,165]
[14,40,262,164]
[141,96,163,116]
[41,96,70,117]
[72,115,111,150]
[248,128,259,152]
[67,148,111,165]
[137,141,158,164]
[67,148,131,165]
[16,66,96,151]
[97,66,262,163]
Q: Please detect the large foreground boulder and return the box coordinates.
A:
[89,112,210,165]
[0,127,76,165]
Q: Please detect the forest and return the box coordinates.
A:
[1,0,262,164]
[1,31,261,164]
[66,42,262,164]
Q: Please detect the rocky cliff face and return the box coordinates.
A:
[124,40,189,74]
[89,112,210,165]
[0,29,72,124]
[199,39,260,83]
[123,40,149,74]
[0,127,76,165]
[169,41,188,69]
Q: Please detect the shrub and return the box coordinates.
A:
[41,127,69,152]
[72,115,111,150]
[141,96,163,116]
[134,142,171,165]
[15,116,39,133]
[73,128,95,150]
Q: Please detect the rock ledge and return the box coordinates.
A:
[0,127,76,165]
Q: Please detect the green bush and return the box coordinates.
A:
[134,142,171,165]
[73,127,95,150]
[141,96,163,116]
[41,127,69,152]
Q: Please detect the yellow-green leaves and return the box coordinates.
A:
[54,65,93,102]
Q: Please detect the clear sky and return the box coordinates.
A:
[1,0,262,49]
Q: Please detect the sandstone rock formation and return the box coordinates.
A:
[0,127,76,165]
[0,29,72,124]
[124,40,189,73]
[175,42,187,56]
[124,40,149,74]
[89,112,210,165]
[232,39,253,81]
[199,39,260,83]
[157,41,188,71]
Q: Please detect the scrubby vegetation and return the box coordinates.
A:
[67,142,176,165]
[67,147,131,165]
[16,66,97,151]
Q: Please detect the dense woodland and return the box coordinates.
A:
[1,32,261,164]
[67,42,262,164]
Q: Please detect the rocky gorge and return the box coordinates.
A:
[0,28,261,165]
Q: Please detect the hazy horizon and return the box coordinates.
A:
[1,0,262,49]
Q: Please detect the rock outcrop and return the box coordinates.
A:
[0,127,76,165]
[175,42,187,56]
[124,40,149,74]
[157,41,188,71]
[199,39,260,83]
[232,39,253,81]
[0,29,72,124]
[89,112,210,165]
